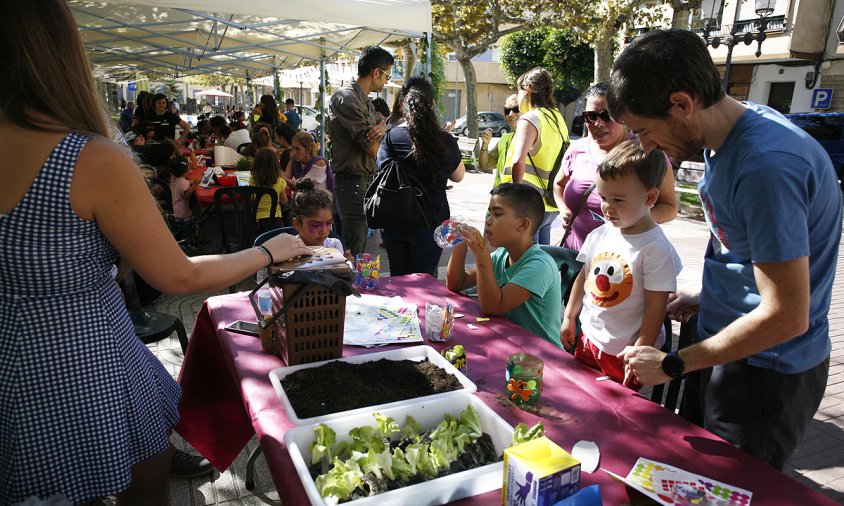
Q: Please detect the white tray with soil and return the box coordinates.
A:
[269,345,476,426]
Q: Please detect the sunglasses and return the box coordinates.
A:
[504,106,520,115]
[582,110,613,124]
[379,68,391,81]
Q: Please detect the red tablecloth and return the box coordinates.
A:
[180,147,211,157]
[189,167,239,208]
[175,274,837,505]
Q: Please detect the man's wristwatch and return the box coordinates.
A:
[661,351,685,379]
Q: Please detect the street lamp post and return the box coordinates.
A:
[700,0,776,91]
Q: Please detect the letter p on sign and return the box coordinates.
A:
[812,89,833,109]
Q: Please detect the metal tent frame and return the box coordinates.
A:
[71,0,433,151]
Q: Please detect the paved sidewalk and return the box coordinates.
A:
[148,171,844,504]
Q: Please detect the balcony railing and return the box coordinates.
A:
[692,14,785,38]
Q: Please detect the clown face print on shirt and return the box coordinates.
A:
[585,251,633,308]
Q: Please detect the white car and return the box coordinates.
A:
[296,106,320,132]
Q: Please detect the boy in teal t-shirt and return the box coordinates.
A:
[446,183,562,347]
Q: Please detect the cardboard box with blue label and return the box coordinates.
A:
[502,436,581,506]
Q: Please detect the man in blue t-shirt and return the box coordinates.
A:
[610,29,842,470]
[284,98,302,131]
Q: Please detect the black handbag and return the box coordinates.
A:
[364,131,435,229]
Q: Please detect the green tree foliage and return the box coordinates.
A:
[161,78,183,103]
[419,38,448,119]
[499,27,593,93]
[432,0,532,138]
[542,0,669,82]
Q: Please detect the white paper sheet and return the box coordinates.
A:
[344,294,423,347]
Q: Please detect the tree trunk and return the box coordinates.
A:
[404,43,417,79]
[458,56,478,139]
[672,8,693,29]
[593,35,615,83]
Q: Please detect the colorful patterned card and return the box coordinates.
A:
[623,458,753,505]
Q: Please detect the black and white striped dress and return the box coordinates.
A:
[0,133,181,504]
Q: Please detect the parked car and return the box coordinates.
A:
[785,111,844,190]
[296,105,320,132]
[450,111,510,137]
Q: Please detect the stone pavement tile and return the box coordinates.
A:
[816,401,844,422]
[814,477,844,503]
[793,458,844,491]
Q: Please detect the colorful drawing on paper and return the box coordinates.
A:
[625,458,752,506]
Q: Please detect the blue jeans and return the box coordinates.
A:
[532,210,559,245]
[334,173,374,256]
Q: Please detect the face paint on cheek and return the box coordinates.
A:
[307,222,323,234]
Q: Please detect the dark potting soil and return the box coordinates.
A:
[281,358,464,418]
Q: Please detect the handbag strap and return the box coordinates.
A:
[560,181,596,246]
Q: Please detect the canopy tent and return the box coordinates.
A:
[71,0,432,79]
[195,88,233,97]
[252,62,357,88]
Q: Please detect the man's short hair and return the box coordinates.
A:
[598,140,667,189]
[358,46,394,77]
[209,115,226,129]
[607,29,724,119]
[490,183,545,235]
[285,98,295,106]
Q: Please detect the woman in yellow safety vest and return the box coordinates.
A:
[503,67,568,245]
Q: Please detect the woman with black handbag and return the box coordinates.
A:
[374,76,465,276]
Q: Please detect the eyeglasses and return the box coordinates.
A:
[380,68,391,81]
[504,107,520,115]
[582,110,613,124]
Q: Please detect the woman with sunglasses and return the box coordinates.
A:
[478,94,520,189]
[504,67,569,245]
[552,82,678,251]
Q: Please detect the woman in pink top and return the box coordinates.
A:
[552,82,678,251]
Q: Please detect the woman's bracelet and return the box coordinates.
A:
[256,245,274,267]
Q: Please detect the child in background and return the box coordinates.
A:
[446,183,562,347]
[291,178,353,263]
[561,140,682,390]
[249,148,288,233]
[168,155,197,218]
[285,131,335,193]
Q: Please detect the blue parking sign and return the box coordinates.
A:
[812,88,833,109]
[128,81,136,91]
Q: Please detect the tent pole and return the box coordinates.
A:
[320,55,326,158]
[273,57,280,103]
[425,32,432,76]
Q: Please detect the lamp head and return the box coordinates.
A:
[755,0,775,18]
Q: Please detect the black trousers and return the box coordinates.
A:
[681,355,829,470]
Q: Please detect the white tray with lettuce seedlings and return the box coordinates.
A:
[284,393,545,506]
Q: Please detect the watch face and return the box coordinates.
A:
[662,352,685,379]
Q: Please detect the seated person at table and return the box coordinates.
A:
[168,156,199,219]
[136,140,177,179]
[241,122,275,157]
[290,178,353,262]
[224,120,252,151]
[446,183,562,347]
[561,141,682,389]
[249,148,288,233]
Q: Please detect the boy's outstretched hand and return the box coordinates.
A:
[560,316,577,352]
